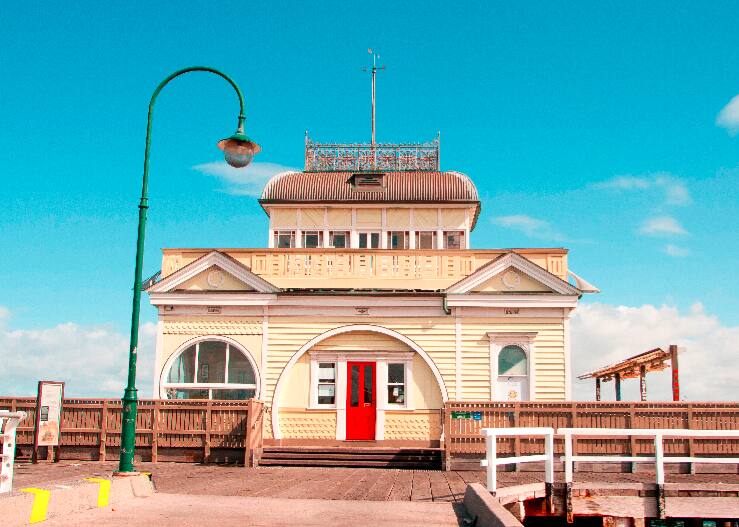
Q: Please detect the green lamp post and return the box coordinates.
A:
[117,66,259,474]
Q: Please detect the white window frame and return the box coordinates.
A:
[443,230,465,250]
[274,230,296,249]
[159,336,260,400]
[310,360,338,408]
[486,332,537,401]
[385,361,410,409]
[302,230,322,249]
[414,230,437,250]
[357,231,381,249]
[328,230,350,249]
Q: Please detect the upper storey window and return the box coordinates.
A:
[416,231,437,250]
[275,231,295,248]
[444,231,465,250]
[302,231,322,248]
[388,231,409,250]
[329,231,349,248]
[358,232,380,249]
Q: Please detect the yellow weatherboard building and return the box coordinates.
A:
[146,137,596,446]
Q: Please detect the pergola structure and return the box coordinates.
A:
[578,345,681,401]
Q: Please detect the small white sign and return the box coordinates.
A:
[36,382,64,446]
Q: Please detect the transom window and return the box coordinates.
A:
[274,231,295,248]
[163,340,257,400]
[387,363,406,405]
[498,345,527,376]
[358,232,380,248]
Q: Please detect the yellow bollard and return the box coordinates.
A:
[83,478,111,507]
[21,488,51,524]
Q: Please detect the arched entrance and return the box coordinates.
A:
[271,324,448,441]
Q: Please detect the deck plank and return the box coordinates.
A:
[342,469,387,500]
[364,469,400,501]
[411,470,433,502]
[388,469,414,501]
[429,471,455,502]
[446,471,469,502]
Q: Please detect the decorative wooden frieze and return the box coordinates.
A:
[163,319,262,335]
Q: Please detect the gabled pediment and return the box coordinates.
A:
[147,251,280,294]
[445,252,581,295]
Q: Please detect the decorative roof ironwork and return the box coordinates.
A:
[304,133,440,172]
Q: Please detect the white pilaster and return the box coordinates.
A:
[335,359,347,440]
[455,308,463,400]
[153,319,165,398]
[261,306,269,400]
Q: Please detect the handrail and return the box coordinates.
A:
[0,411,27,493]
[559,427,739,520]
[480,427,554,495]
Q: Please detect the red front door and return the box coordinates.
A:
[346,362,376,440]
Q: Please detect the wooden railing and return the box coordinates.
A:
[161,248,569,283]
[0,398,263,466]
[443,401,739,469]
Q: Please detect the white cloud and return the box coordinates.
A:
[595,173,691,206]
[0,307,156,397]
[638,215,688,236]
[193,161,298,197]
[572,302,739,401]
[664,244,690,257]
[493,215,565,241]
[716,94,739,136]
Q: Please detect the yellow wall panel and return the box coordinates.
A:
[300,208,325,228]
[387,208,411,228]
[326,208,351,226]
[271,208,297,228]
[355,208,382,228]
[413,208,438,227]
[440,209,466,228]
[384,410,442,441]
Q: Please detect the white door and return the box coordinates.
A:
[496,345,529,401]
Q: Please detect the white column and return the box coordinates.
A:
[564,312,572,401]
[380,209,388,249]
[436,229,444,249]
[268,228,275,248]
[455,308,463,400]
[335,359,347,440]
[323,208,330,248]
[375,361,387,440]
[528,341,537,401]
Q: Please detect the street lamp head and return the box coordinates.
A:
[217,131,261,168]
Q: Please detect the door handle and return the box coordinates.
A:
[363,403,371,407]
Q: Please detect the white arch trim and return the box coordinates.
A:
[158,335,262,399]
[270,324,449,440]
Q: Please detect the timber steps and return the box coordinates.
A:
[259,446,442,469]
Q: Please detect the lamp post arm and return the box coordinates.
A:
[118,66,246,474]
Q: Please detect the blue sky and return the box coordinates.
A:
[1,2,737,398]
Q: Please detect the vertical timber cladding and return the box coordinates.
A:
[461,317,566,401]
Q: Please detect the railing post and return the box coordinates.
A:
[654,433,666,519]
[686,403,695,475]
[443,405,452,471]
[564,431,574,524]
[629,404,638,473]
[152,400,160,463]
[244,399,254,468]
[99,400,108,462]
[544,430,554,514]
[512,402,521,472]
[204,401,212,463]
[485,431,497,494]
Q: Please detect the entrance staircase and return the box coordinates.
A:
[258,446,442,469]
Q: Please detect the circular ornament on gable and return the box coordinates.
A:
[502,270,521,289]
[207,269,225,289]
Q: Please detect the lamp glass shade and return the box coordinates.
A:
[217,133,261,168]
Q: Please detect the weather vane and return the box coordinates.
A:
[362,48,385,145]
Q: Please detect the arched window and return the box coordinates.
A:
[161,339,257,400]
[498,345,527,376]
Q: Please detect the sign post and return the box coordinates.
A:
[33,381,65,463]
